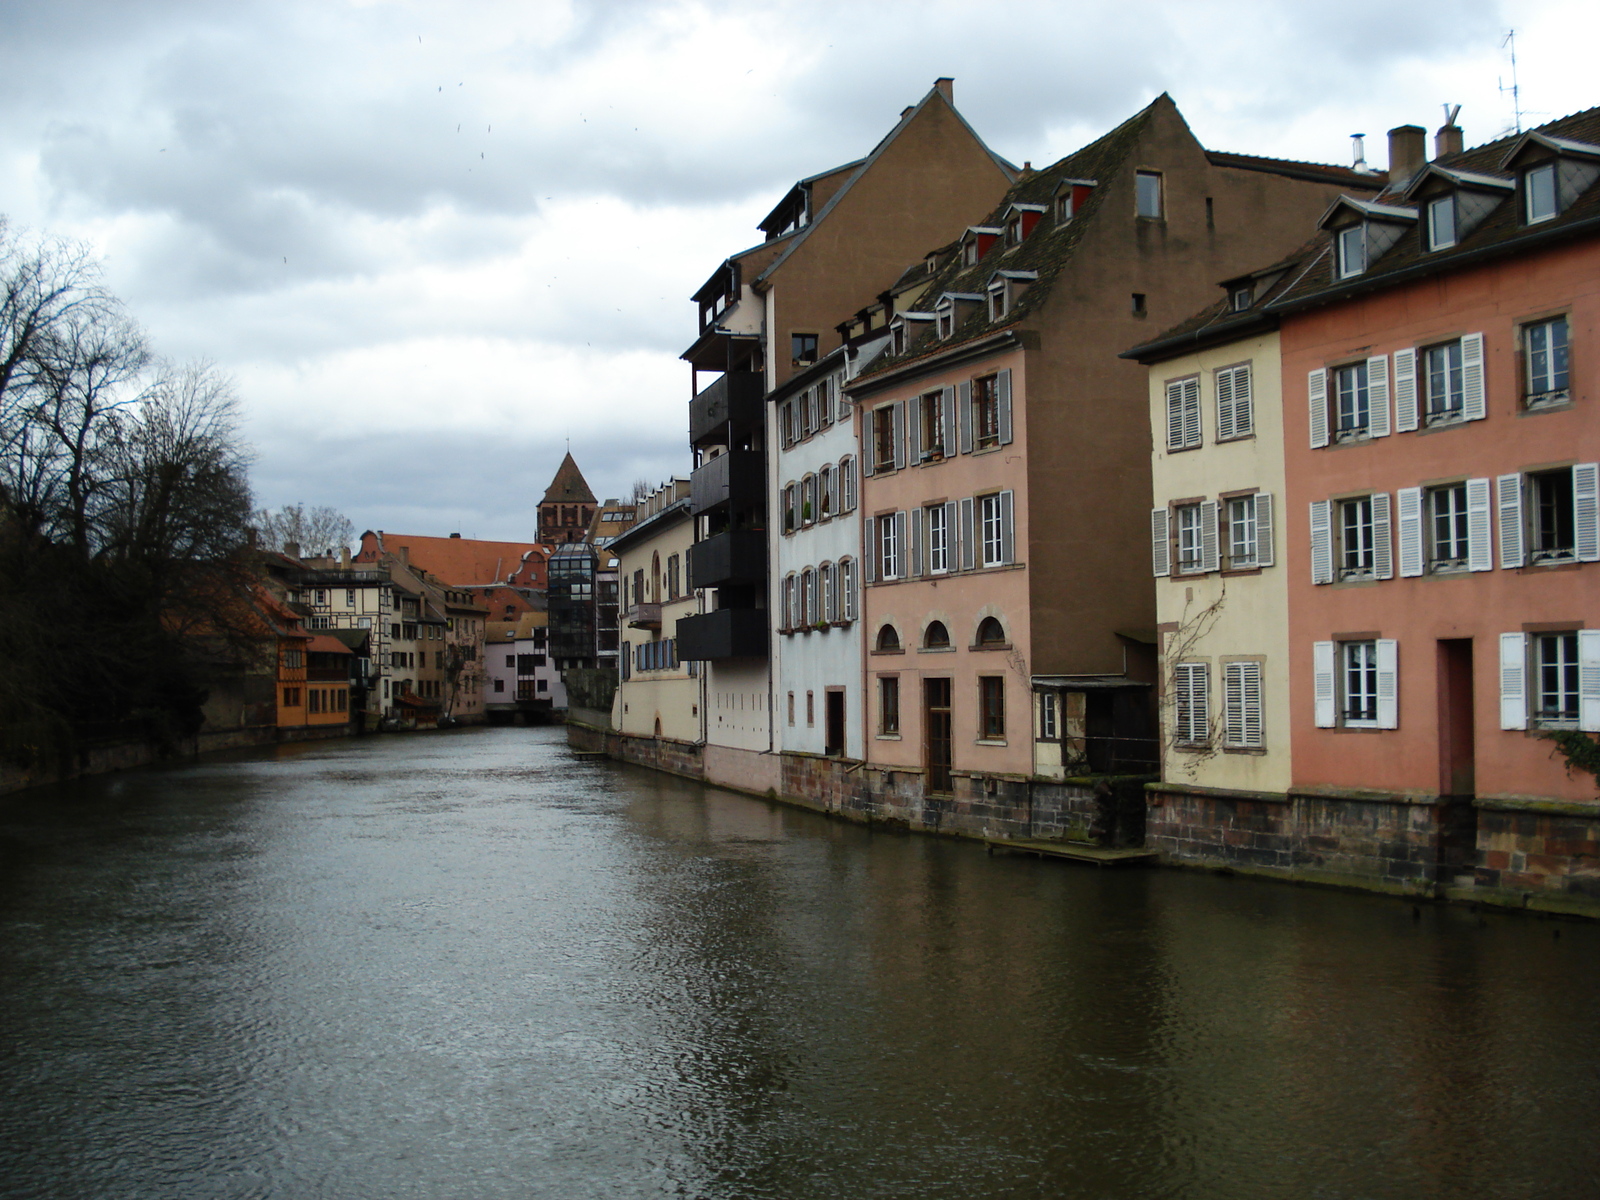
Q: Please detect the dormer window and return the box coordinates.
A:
[936,298,954,339]
[988,280,1006,321]
[1337,225,1366,278]
[1427,195,1457,250]
[1230,286,1252,312]
[1005,217,1022,245]
[1056,192,1074,222]
[1526,163,1557,223]
[963,239,978,266]
[890,319,907,356]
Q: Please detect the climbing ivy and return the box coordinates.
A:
[1542,729,1600,793]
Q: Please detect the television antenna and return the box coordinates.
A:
[1499,29,1523,134]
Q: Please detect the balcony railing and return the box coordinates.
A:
[691,449,765,515]
[687,530,765,590]
[624,602,661,630]
[676,607,768,661]
[689,371,763,446]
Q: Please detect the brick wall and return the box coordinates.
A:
[1475,805,1600,903]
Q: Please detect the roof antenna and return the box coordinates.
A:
[1499,29,1523,134]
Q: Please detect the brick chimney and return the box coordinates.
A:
[340,546,351,570]
[1388,125,1427,185]
[934,77,953,103]
[283,540,300,559]
[1435,123,1463,158]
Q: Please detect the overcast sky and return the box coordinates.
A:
[1,0,1591,540]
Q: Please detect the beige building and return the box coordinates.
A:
[613,481,699,743]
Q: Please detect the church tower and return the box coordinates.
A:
[538,453,597,544]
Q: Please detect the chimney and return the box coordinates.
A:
[1387,124,1427,185]
[396,545,410,565]
[1435,105,1464,159]
[449,532,462,539]
[934,77,953,103]
[283,541,300,559]
[340,546,351,570]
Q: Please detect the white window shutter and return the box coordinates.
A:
[1466,477,1493,571]
[1581,630,1600,732]
[1216,369,1235,441]
[1575,463,1600,562]
[1375,638,1399,729]
[1369,489,1395,579]
[863,518,876,583]
[909,507,924,577]
[1199,499,1219,572]
[1000,489,1015,564]
[959,497,976,571]
[1394,348,1418,432]
[1310,500,1333,585]
[1313,641,1337,727]
[1166,379,1188,452]
[1397,487,1424,577]
[1183,377,1201,449]
[907,397,921,464]
[997,368,1013,445]
[1308,368,1329,449]
[1461,332,1486,420]
[958,381,973,454]
[1367,355,1391,438]
[1152,507,1171,577]
[1253,492,1274,568]
[1497,473,1524,568]
[1499,632,1527,729]
[1233,365,1253,436]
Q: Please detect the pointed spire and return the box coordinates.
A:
[540,452,596,504]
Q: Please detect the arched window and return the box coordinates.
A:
[923,620,950,649]
[876,624,901,652]
[801,474,817,525]
[976,616,1007,646]
[650,552,660,601]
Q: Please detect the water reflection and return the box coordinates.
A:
[1,727,1596,1199]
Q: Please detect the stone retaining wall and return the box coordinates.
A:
[1472,802,1600,911]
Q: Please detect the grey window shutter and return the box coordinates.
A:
[1499,632,1526,730]
[1309,500,1333,584]
[907,397,922,464]
[959,497,976,571]
[1497,473,1524,568]
[1199,499,1219,573]
[1581,630,1600,732]
[892,401,906,470]
[944,501,958,569]
[863,518,876,583]
[1366,356,1391,438]
[894,511,908,579]
[1461,332,1486,421]
[1308,369,1329,449]
[1254,492,1274,567]
[909,506,924,577]
[997,368,1013,445]
[1313,641,1336,727]
[1000,490,1015,564]
[1397,487,1424,577]
[1151,507,1171,577]
[1375,638,1399,729]
[862,427,875,476]
[941,387,956,456]
[820,379,832,426]
[1372,491,1393,580]
[780,402,792,450]
[958,381,973,453]
[1394,349,1418,432]
[1575,463,1600,562]
[1466,477,1493,571]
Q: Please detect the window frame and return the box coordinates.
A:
[926,503,950,574]
[1529,468,1577,563]
[1341,640,1380,727]
[1038,691,1059,741]
[978,675,1006,741]
[1172,662,1209,747]
[1135,171,1163,219]
[1338,496,1376,579]
[1426,193,1457,250]
[1422,339,1465,424]
[1523,314,1570,408]
[1333,360,1371,440]
[1533,631,1580,727]
[1425,482,1470,572]
[1222,661,1265,749]
[1336,224,1366,278]
[1525,162,1558,224]
[973,374,1001,449]
[878,675,901,734]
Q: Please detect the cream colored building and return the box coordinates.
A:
[612,480,700,743]
[1129,300,1291,794]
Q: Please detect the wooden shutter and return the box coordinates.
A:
[819,379,832,427]
[844,457,856,511]
[909,507,924,577]
[1366,355,1391,438]
[1394,348,1418,432]
[1167,379,1189,451]
[1313,641,1337,727]
[1224,662,1263,747]
[1182,377,1201,448]
[1175,663,1209,744]
[1372,491,1393,580]
[1308,368,1329,448]
[997,368,1013,445]
[863,518,876,583]
[1575,463,1600,562]
[999,490,1015,564]
[1309,500,1333,584]
[1216,368,1235,441]
[959,497,975,571]
[1375,638,1399,729]
[1234,364,1253,436]
[1581,630,1600,732]
[1151,507,1171,577]
[894,511,908,579]
[892,402,906,470]
[1466,477,1492,571]
[1499,632,1527,730]
[1496,473,1523,568]
[941,387,956,456]
[907,396,922,464]
[862,424,875,477]
[958,381,973,453]
[1461,332,1486,420]
[1397,487,1424,577]
[780,402,792,450]
[1253,492,1274,568]
[1199,499,1219,573]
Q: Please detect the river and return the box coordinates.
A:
[1,726,1597,1199]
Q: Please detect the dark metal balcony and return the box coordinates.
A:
[689,371,763,446]
[687,530,766,590]
[676,607,768,661]
[691,450,765,515]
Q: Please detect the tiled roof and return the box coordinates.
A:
[1205,150,1388,188]
[357,533,548,586]
[542,451,597,504]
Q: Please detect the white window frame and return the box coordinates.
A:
[1427,194,1457,250]
[1524,315,1570,407]
[1135,171,1163,219]
[1039,691,1058,740]
[927,503,950,574]
[1337,224,1366,278]
[1525,162,1558,223]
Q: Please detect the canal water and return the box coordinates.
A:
[1,728,1597,1199]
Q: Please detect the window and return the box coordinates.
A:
[1340,496,1376,578]
[505,654,515,667]
[820,562,836,622]
[667,554,680,599]
[873,406,897,471]
[923,621,950,650]
[1173,662,1209,745]
[936,298,954,340]
[988,281,1006,322]
[1530,469,1576,562]
[919,390,947,459]
[927,504,950,574]
[973,374,1000,449]
[493,678,504,693]
[783,483,797,533]
[787,691,795,725]
[1342,641,1379,725]
[1135,171,1163,218]
[1230,286,1252,312]
[1501,630,1600,731]
[806,691,815,726]
[839,558,856,621]
[1334,361,1370,439]
[1423,340,1464,422]
[839,457,857,512]
[1165,376,1201,451]
[976,616,1006,646]
[1524,316,1569,407]
[818,466,833,518]
[879,676,900,734]
[1056,191,1074,222]
[1174,502,1214,574]
[801,474,816,525]
[800,568,815,625]
[1039,692,1059,740]
[1526,163,1557,223]
[1226,496,1257,569]
[1427,483,1470,571]
[283,687,300,707]
[314,589,327,605]
[1426,194,1457,250]
[979,676,1006,739]
[791,333,818,367]
[876,624,901,652]
[1536,632,1580,726]
[891,321,907,356]
[978,492,1013,567]
[876,511,904,580]
[1223,662,1264,748]
[1215,364,1252,440]
[1313,639,1398,729]
[345,589,355,607]
[782,573,797,631]
[1337,224,1365,278]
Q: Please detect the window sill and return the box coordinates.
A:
[975,738,1008,747]
[970,642,1013,652]
[1214,432,1256,444]
[1332,574,1379,587]
[1165,443,1203,454]
[1221,565,1262,577]
[919,646,956,654]
[870,648,905,656]
[1418,414,1468,434]
[1523,394,1571,413]
[1332,430,1372,445]
[1529,553,1578,567]
[875,733,902,741]
[1222,745,1268,755]
[1338,721,1382,732]
[1174,741,1211,753]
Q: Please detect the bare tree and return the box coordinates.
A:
[630,477,653,504]
[251,501,356,557]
